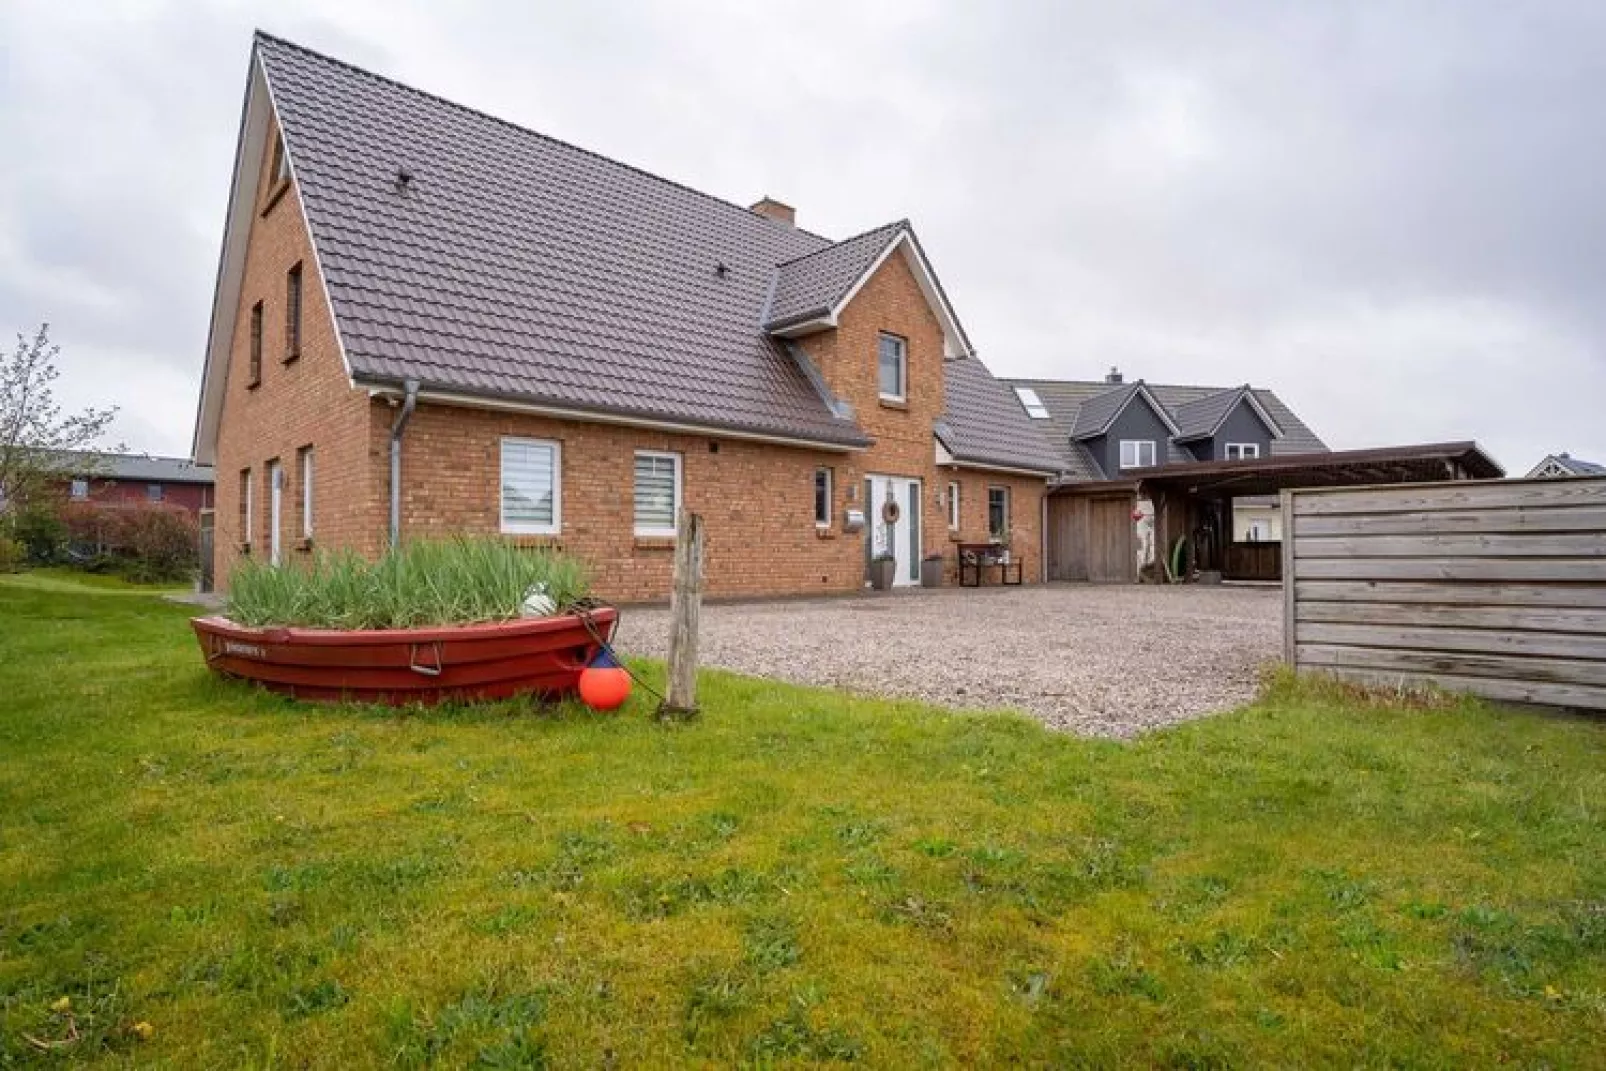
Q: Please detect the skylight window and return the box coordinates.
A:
[1014,386,1050,419]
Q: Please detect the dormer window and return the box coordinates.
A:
[1225,443,1260,460]
[877,333,906,402]
[1120,440,1157,469]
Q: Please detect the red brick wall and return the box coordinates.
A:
[935,469,1045,584]
[66,479,212,513]
[392,405,866,600]
[213,114,382,589]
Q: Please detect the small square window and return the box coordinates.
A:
[147,484,163,502]
[813,467,832,527]
[1119,440,1157,469]
[634,451,681,537]
[877,334,906,402]
[70,478,89,500]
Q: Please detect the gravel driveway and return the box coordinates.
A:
[614,584,1281,737]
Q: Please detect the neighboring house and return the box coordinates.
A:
[1527,453,1606,479]
[54,452,215,514]
[192,34,1062,598]
[1006,369,1327,541]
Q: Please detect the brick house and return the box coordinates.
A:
[50,452,215,515]
[192,34,1062,599]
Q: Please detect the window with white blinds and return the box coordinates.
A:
[634,451,681,536]
[500,437,561,534]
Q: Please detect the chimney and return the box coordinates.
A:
[750,196,795,226]
[1105,366,1124,384]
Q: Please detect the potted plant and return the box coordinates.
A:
[190,536,615,705]
[990,525,1013,565]
[869,551,897,591]
[920,552,944,588]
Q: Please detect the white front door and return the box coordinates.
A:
[864,475,923,587]
[268,460,283,566]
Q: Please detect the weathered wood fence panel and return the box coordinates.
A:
[1224,541,1281,581]
[1282,477,1606,711]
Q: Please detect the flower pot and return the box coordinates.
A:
[920,555,944,588]
[190,607,617,705]
[868,558,896,591]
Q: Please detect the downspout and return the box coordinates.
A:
[389,379,419,549]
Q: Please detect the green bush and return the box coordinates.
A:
[5,506,67,564]
[225,537,591,629]
[59,502,199,583]
[0,536,23,573]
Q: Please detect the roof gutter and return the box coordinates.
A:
[388,379,418,548]
[364,382,869,453]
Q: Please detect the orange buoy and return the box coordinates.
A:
[578,649,631,710]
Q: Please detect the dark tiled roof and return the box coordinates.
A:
[1006,378,1328,478]
[257,34,870,447]
[56,451,215,483]
[937,359,1064,474]
[764,222,906,330]
[1553,454,1606,475]
[1068,382,1138,438]
[1171,386,1260,439]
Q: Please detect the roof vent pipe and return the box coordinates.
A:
[389,379,419,548]
[1105,366,1123,384]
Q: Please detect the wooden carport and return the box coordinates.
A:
[1047,442,1504,584]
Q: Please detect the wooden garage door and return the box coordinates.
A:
[1088,496,1136,583]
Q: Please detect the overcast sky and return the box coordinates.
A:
[3,1,1603,472]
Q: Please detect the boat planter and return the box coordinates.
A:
[191,607,618,705]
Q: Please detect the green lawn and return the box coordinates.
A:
[1,576,1602,1067]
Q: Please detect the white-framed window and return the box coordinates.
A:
[298,445,314,539]
[1119,440,1157,469]
[1013,386,1050,419]
[634,450,681,537]
[948,480,961,531]
[500,437,561,534]
[877,333,907,402]
[813,467,832,527]
[1225,442,1260,460]
[70,478,89,500]
[988,486,1009,539]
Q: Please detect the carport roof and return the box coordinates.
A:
[1053,441,1504,498]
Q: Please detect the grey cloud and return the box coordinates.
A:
[1,0,1601,471]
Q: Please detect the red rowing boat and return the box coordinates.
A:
[191,608,618,704]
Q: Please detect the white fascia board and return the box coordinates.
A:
[191,59,270,464]
[370,385,867,453]
[191,50,358,465]
[1240,390,1285,439]
[828,230,973,360]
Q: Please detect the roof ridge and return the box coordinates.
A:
[772,219,908,268]
[251,30,838,247]
[1007,376,1277,395]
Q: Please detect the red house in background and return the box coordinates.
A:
[58,452,215,514]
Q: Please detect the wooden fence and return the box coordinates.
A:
[1282,476,1606,711]
[1224,540,1281,582]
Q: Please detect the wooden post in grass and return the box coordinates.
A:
[658,511,704,720]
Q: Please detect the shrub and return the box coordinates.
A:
[58,501,200,583]
[226,537,591,629]
[0,535,23,573]
[4,506,68,564]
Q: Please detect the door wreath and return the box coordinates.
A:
[881,498,902,525]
